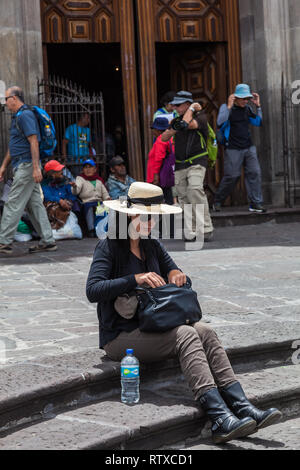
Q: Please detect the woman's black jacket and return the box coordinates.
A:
[86,237,179,348]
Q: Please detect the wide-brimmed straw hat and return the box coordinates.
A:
[104,182,182,215]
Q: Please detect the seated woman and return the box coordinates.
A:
[86,182,282,445]
[42,160,78,230]
[71,159,110,237]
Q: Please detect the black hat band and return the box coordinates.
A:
[127,195,164,208]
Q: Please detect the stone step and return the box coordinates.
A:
[211,206,300,227]
[0,326,298,435]
[0,364,299,450]
[161,415,300,451]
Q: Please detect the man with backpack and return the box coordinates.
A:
[213,84,265,213]
[161,90,214,242]
[0,86,56,255]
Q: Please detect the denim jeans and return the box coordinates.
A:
[215,146,263,205]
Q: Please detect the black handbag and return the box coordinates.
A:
[136,277,202,333]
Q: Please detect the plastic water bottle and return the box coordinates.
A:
[121,349,140,404]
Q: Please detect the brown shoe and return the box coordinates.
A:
[28,243,57,253]
[0,244,13,254]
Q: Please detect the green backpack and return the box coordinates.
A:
[175,123,218,168]
[197,124,218,168]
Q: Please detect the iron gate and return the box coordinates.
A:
[0,77,107,180]
[281,76,300,207]
[37,76,107,177]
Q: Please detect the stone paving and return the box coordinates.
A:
[161,416,300,451]
[0,221,300,367]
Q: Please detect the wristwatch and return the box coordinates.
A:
[189,106,195,112]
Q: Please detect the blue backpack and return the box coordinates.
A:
[216,105,262,146]
[216,121,229,146]
[16,105,57,159]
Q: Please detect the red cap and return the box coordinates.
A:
[44,160,65,173]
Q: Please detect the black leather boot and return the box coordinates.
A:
[199,388,257,444]
[220,382,282,431]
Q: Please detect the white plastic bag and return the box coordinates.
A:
[52,211,82,240]
[14,232,32,242]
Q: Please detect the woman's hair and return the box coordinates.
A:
[106,212,157,268]
[107,211,130,241]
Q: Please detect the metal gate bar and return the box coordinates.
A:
[37,76,107,178]
[281,76,300,207]
[0,77,107,183]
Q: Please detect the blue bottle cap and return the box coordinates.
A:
[126,349,133,355]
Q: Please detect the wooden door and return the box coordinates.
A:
[136,0,246,204]
[169,44,247,205]
[170,45,226,198]
[40,0,144,181]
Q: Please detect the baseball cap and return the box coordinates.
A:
[151,117,169,131]
[234,84,253,99]
[44,160,65,173]
[83,159,96,167]
[170,91,193,105]
[109,156,125,167]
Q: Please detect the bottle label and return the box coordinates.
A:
[121,366,139,378]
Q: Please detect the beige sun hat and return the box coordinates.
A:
[103,182,182,215]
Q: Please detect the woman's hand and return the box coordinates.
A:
[135,272,166,289]
[168,270,186,287]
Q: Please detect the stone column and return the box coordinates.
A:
[0,0,43,103]
[238,0,292,206]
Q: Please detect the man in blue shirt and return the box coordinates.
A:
[41,160,78,230]
[0,86,56,255]
[62,113,91,176]
[106,156,135,200]
[213,84,265,213]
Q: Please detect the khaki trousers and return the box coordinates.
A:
[0,162,54,246]
[175,164,213,238]
[104,322,237,400]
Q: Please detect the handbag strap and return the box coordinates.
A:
[135,276,192,297]
[135,286,157,306]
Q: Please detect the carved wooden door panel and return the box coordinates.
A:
[40,0,144,180]
[170,45,225,131]
[40,0,120,43]
[170,45,226,197]
[137,0,245,204]
[170,44,247,205]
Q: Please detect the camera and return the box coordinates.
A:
[171,117,189,131]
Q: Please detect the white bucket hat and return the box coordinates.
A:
[104,182,182,215]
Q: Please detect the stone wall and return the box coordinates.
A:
[0,0,43,104]
[0,0,43,186]
[239,0,300,206]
